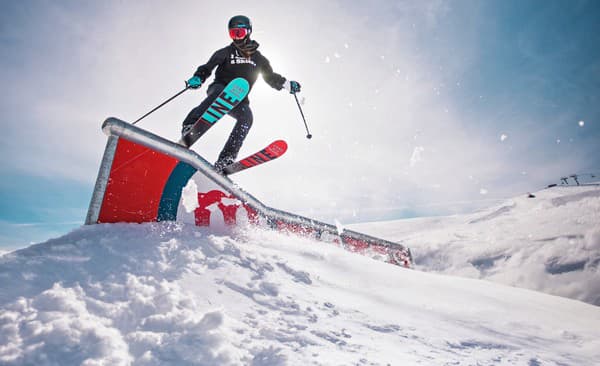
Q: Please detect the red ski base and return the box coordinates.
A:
[224,140,288,175]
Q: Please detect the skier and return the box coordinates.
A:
[181,15,301,173]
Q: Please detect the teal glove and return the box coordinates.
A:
[186,76,202,89]
[284,80,301,94]
[290,81,301,93]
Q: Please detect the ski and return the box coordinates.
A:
[178,77,250,147]
[223,140,288,175]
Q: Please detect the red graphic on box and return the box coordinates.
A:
[99,139,178,223]
[194,190,258,226]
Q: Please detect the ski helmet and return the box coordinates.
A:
[228,15,252,40]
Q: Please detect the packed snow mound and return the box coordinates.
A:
[351,185,600,305]
[1,222,600,365]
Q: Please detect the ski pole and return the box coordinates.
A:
[133,84,191,125]
[293,93,312,139]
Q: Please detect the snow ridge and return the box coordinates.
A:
[351,185,600,306]
[1,220,600,365]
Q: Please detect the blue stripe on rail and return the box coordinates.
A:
[157,161,198,221]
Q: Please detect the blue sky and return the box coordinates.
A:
[1,0,599,249]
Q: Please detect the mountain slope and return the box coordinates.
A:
[351,185,600,305]
[1,221,599,365]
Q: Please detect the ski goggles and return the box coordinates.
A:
[229,27,249,40]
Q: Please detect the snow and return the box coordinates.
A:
[409,146,425,167]
[181,180,200,213]
[1,186,600,365]
[350,185,600,306]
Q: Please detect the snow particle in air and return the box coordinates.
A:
[578,120,585,127]
[410,146,425,167]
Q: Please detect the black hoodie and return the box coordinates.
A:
[193,42,286,100]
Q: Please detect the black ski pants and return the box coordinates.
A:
[182,83,253,164]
